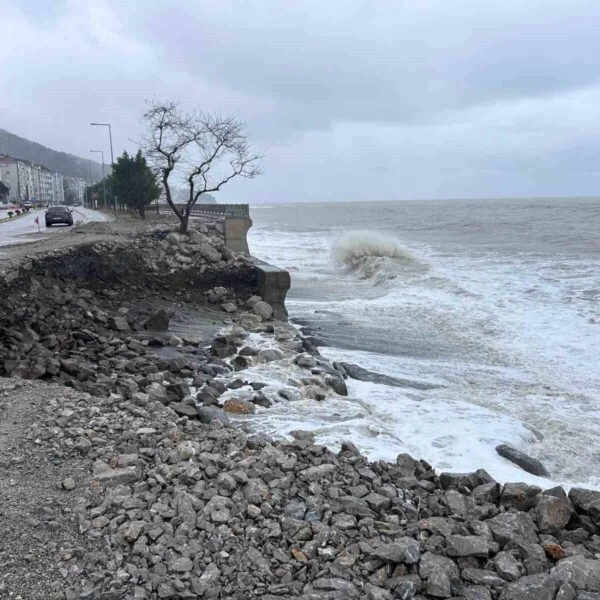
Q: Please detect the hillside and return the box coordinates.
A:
[0,128,104,181]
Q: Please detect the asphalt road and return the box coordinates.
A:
[0,207,110,247]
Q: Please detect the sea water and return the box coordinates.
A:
[246,197,600,488]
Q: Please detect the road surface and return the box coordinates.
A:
[0,207,110,247]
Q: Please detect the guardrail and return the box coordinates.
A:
[156,203,250,218]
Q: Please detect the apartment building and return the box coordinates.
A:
[63,176,86,205]
[0,154,66,205]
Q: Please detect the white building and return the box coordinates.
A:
[0,155,33,204]
[63,176,86,205]
[52,172,65,205]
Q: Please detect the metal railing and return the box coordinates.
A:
[156,203,249,218]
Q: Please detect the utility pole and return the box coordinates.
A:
[90,122,117,216]
[90,150,105,210]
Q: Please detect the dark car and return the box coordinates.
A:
[45,205,73,227]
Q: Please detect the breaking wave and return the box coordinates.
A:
[331,231,417,284]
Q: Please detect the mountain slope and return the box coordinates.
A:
[0,128,104,181]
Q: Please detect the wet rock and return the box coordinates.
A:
[252,392,272,408]
[211,335,238,358]
[325,374,348,396]
[495,444,550,477]
[231,355,250,371]
[223,398,256,414]
[144,309,169,331]
[257,348,285,363]
[338,361,439,389]
[488,512,539,547]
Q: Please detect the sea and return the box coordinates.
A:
[245,197,600,489]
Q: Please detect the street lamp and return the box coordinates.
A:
[90,122,116,215]
[90,150,106,210]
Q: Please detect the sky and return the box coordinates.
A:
[2,0,600,203]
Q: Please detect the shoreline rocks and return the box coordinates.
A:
[1,220,599,599]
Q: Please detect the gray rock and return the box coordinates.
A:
[196,406,231,426]
[257,348,285,363]
[446,535,490,557]
[461,568,506,587]
[334,496,374,517]
[499,573,559,600]
[365,584,394,600]
[488,511,539,547]
[170,402,198,418]
[552,555,600,592]
[463,587,493,600]
[325,375,348,396]
[568,487,600,520]
[62,477,76,490]
[370,538,421,564]
[94,466,141,487]
[295,354,317,369]
[495,444,550,477]
[555,582,577,600]
[419,553,461,598]
[145,309,169,331]
[109,316,130,332]
[500,482,542,511]
[535,494,573,533]
[388,575,422,599]
[312,577,359,596]
[253,301,273,319]
[494,551,523,581]
[440,470,494,491]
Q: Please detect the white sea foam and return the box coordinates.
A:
[331,231,419,284]
[246,200,600,489]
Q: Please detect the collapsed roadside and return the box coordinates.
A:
[0,220,599,600]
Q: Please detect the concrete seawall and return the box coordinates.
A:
[252,259,291,321]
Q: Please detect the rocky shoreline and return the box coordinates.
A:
[1,220,599,599]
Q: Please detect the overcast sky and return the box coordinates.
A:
[3,1,600,203]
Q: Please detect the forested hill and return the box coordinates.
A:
[0,128,103,180]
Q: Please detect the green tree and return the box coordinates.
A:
[110,150,161,219]
[0,181,9,203]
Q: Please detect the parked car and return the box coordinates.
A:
[45,205,73,227]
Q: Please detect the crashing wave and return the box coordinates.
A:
[331,231,415,283]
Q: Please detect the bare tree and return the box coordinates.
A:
[141,100,262,233]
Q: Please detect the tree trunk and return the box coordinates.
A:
[138,201,146,220]
[178,213,190,234]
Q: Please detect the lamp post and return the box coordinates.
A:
[90,122,116,215]
[88,160,94,208]
[90,150,105,210]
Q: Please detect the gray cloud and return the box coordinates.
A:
[2,0,600,202]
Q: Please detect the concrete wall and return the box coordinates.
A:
[253,259,291,321]
[224,217,252,254]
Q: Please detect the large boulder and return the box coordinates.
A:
[495,444,550,477]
